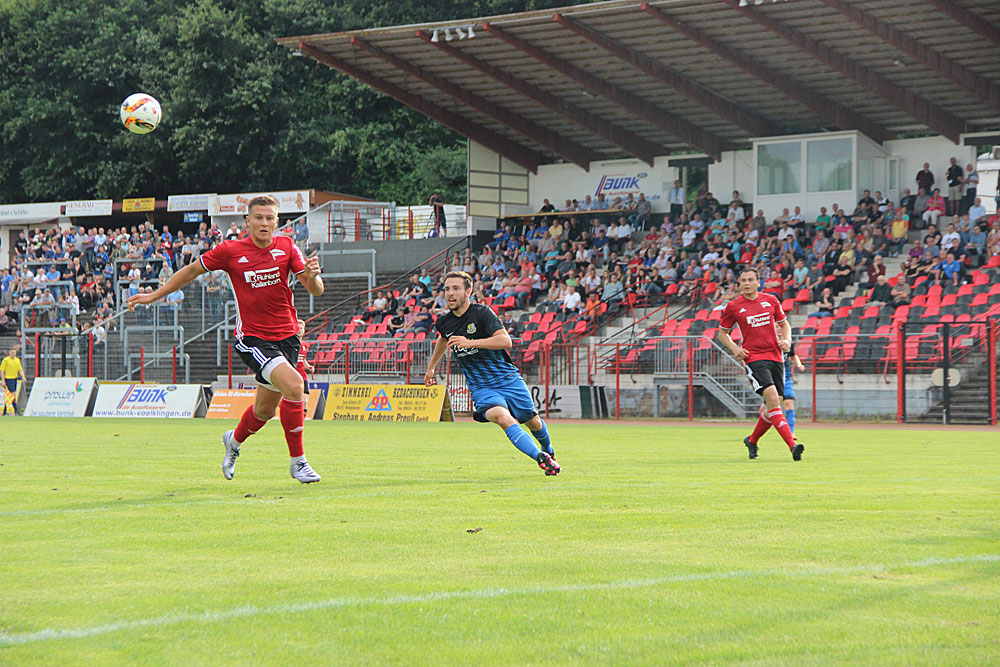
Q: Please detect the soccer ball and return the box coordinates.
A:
[120,93,161,134]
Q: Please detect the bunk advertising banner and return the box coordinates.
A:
[25,377,97,417]
[323,384,453,422]
[207,389,323,420]
[92,383,206,418]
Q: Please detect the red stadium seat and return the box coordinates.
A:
[861,306,880,319]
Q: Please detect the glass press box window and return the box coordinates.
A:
[757,142,801,195]
[807,138,852,192]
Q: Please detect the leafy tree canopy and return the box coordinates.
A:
[0,0,573,206]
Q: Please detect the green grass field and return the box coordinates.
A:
[1,418,998,664]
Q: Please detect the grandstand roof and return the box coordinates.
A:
[277,0,1000,172]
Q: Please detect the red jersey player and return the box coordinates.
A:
[128,195,326,483]
[718,268,804,461]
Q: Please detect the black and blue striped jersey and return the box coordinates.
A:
[435,304,521,390]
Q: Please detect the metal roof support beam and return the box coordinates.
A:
[297,42,542,174]
[640,3,893,144]
[923,0,1000,48]
[482,22,734,160]
[553,13,780,138]
[350,37,599,171]
[815,0,1000,113]
[640,2,895,143]
[718,0,966,143]
[419,30,659,165]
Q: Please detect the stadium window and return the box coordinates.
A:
[807,138,852,192]
[757,142,801,195]
[858,158,873,192]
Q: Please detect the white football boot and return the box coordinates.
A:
[290,457,321,484]
[221,430,240,480]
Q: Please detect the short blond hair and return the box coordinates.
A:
[247,195,279,215]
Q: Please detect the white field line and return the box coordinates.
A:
[1,554,996,647]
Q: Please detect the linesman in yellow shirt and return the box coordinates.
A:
[2,347,26,416]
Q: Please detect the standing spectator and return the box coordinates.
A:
[428,191,446,237]
[915,162,935,194]
[946,157,963,215]
[667,179,684,223]
[913,188,930,227]
[963,162,979,214]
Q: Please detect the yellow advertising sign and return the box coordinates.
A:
[323,384,452,422]
[123,197,156,213]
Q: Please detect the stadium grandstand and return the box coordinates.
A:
[4,0,1000,425]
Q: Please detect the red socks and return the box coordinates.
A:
[766,408,797,452]
[279,398,305,457]
[234,405,268,444]
[749,405,771,444]
[232,399,307,457]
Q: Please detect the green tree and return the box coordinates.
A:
[0,0,581,205]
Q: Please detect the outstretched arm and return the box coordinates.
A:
[127,262,205,311]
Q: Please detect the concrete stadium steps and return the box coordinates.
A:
[914,353,998,424]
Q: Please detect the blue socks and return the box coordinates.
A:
[785,408,796,434]
[530,422,554,456]
[505,424,541,460]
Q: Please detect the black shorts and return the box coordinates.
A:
[234,335,300,389]
[746,360,785,397]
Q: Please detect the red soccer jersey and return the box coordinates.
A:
[719,292,787,363]
[199,235,306,340]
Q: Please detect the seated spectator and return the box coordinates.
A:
[866,254,886,289]
[561,285,581,313]
[410,309,434,333]
[869,274,892,305]
[988,220,1000,257]
[931,252,963,285]
[966,224,987,266]
[538,198,555,213]
[941,221,961,248]
[814,287,835,317]
[968,197,987,224]
[501,310,519,337]
[888,208,909,257]
[923,188,946,228]
[582,292,602,322]
[512,270,533,309]
[890,281,910,308]
[830,255,853,294]
[388,308,408,336]
[629,193,652,229]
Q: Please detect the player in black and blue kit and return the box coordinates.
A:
[783,341,805,436]
[424,271,560,475]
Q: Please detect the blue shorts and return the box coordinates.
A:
[470,376,538,424]
[783,364,796,400]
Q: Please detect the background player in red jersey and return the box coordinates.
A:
[296,318,314,417]
[129,195,326,482]
[717,268,804,461]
